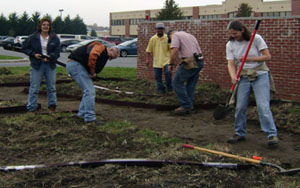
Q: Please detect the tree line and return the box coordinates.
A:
[0,11,87,37]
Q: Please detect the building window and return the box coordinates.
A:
[262,11,291,17]
[199,14,220,20]
[130,19,136,25]
[184,16,193,20]
[129,18,147,25]
[111,19,125,26]
[228,12,237,18]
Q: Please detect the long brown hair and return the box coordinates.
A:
[228,20,251,41]
[37,17,52,33]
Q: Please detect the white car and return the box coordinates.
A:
[14,36,28,47]
[66,39,115,52]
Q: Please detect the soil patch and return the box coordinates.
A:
[0,75,300,187]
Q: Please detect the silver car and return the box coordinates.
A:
[66,39,115,52]
[14,36,28,47]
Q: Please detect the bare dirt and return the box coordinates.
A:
[0,76,300,187]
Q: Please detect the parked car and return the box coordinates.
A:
[99,36,123,45]
[117,38,137,57]
[57,34,94,41]
[14,36,28,47]
[0,35,11,42]
[0,37,16,48]
[66,39,115,52]
[60,39,81,52]
[121,37,135,42]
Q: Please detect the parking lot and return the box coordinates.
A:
[0,47,137,68]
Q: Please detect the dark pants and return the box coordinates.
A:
[154,65,172,93]
[172,60,204,109]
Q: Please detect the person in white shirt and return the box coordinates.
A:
[226,20,278,146]
[22,17,60,113]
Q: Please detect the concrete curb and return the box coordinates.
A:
[0,58,28,63]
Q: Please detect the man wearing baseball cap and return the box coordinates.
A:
[146,22,172,94]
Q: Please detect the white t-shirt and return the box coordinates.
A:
[226,34,268,74]
[40,35,49,55]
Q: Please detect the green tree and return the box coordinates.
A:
[43,14,52,20]
[156,0,184,21]
[90,29,97,37]
[0,14,9,35]
[18,12,32,35]
[236,3,253,17]
[30,12,41,33]
[62,15,73,34]
[8,12,18,36]
[52,16,64,34]
[1,12,88,36]
[71,15,87,34]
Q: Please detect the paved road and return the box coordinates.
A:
[0,47,137,68]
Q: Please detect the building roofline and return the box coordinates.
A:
[138,15,300,25]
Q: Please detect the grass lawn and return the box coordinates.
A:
[5,66,137,79]
[0,55,23,60]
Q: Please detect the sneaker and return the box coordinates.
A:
[27,104,41,114]
[27,108,39,114]
[172,107,191,116]
[227,134,246,143]
[267,136,279,146]
[27,110,36,114]
[71,115,84,122]
[48,105,56,113]
[84,120,105,126]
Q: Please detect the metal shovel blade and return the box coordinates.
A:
[213,104,233,120]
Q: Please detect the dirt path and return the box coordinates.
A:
[1,86,300,168]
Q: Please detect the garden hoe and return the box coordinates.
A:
[183,144,300,175]
[213,20,261,120]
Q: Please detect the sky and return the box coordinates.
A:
[1,0,278,27]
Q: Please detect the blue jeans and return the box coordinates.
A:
[27,63,56,111]
[172,60,204,109]
[66,61,96,122]
[154,65,172,93]
[235,73,277,138]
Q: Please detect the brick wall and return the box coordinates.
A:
[192,7,199,19]
[292,0,300,16]
[137,17,300,101]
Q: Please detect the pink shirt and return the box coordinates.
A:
[170,31,202,58]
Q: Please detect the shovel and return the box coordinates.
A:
[213,20,261,120]
[183,144,300,175]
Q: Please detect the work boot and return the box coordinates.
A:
[227,134,246,143]
[267,136,279,146]
[27,110,37,114]
[84,120,105,126]
[172,107,191,116]
[48,105,56,113]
